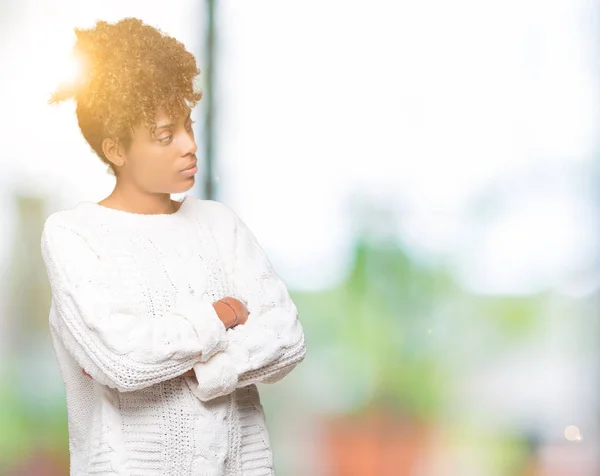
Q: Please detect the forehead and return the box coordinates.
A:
[134,106,191,136]
[153,107,192,125]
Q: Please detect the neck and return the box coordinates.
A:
[100,183,179,215]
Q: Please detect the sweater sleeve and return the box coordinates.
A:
[189,206,306,402]
[41,220,229,392]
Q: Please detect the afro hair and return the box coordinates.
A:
[50,17,203,173]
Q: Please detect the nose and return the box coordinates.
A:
[182,129,197,157]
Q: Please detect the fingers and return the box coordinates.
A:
[219,297,250,326]
[222,297,247,316]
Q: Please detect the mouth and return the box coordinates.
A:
[180,160,198,176]
[181,160,198,172]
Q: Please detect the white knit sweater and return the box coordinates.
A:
[40,195,306,476]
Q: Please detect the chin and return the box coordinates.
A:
[170,178,196,194]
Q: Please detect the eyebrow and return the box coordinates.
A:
[155,114,192,130]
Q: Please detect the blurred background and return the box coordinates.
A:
[1,0,599,475]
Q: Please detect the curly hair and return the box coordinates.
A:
[50,18,203,173]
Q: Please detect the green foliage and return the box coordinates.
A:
[0,370,69,469]
[295,232,543,423]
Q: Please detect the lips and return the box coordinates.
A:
[181,161,198,172]
[180,160,199,177]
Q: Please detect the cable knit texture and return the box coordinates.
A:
[40,195,306,476]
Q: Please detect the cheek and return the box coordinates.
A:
[133,149,175,179]
[146,161,173,184]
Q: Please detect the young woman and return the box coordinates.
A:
[40,18,306,476]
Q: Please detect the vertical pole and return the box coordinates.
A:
[203,0,216,200]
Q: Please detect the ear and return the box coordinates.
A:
[101,137,126,168]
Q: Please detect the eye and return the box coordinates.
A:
[158,135,173,145]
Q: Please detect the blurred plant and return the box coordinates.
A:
[0,194,69,473]
[294,196,544,425]
[335,234,451,422]
[0,369,69,473]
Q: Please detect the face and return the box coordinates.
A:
[113,108,198,194]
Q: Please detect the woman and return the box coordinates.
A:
[40,18,306,476]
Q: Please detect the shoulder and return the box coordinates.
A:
[194,198,240,228]
[41,203,106,263]
[195,198,237,217]
[40,211,91,269]
[42,203,94,239]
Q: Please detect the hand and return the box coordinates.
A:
[212,297,249,329]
